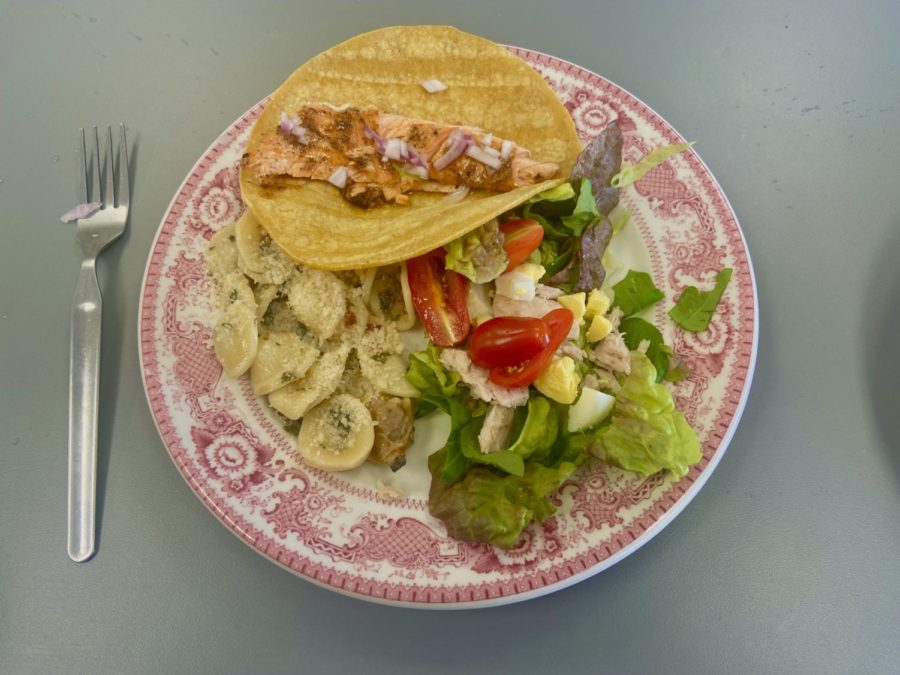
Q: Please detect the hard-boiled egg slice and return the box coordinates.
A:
[567,387,616,433]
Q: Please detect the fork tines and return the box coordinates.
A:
[80,124,129,210]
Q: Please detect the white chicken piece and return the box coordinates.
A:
[583,370,621,394]
[607,306,624,331]
[535,284,564,299]
[438,349,529,408]
[588,331,631,374]
[557,341,585,361]
[478,405,516,454]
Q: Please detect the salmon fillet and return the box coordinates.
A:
[242,104,560,208]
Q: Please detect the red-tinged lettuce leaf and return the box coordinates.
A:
[571,121,623,215]
[546,215,613,293]
[428,448,579,549]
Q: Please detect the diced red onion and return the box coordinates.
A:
[384,138,403,161]
[364,125,386,154]
[280,111,308,144]
[406,164,429,180]
[420,79,448,93]
[482,133,493,146]
[433,130,471,171]
[327,166,348,189]
[60,201,102,223]
[500,139,514,159]
[368,125,430,172]
[443,186,470,203]
[279,111,295,134]
[406,145,428,170]
[465,144,503,169]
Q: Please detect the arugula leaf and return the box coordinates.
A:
[612,270,664,317]
[406,345,460,417]
[618,316,669,382]
[668,268,733,332]
[610,142,695,188]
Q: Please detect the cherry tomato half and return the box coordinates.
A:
[500,218,544,271]
[467,316,551,369]
[488,308,573,387]
[406,249,470,347]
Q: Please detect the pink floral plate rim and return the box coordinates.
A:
[138,46,758,609]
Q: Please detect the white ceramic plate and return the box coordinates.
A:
[139,46,758,608]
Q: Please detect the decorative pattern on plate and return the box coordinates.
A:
[139,47,757,608]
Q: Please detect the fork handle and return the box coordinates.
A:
[68,257,102,562]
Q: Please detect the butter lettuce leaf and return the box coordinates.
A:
[505,396,561,463]
[611,142,695,188]
[527,183,575,203]
[594,351,701,478]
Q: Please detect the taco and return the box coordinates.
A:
[239,25,582,270]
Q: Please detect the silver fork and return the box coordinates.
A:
[68,125,129,562]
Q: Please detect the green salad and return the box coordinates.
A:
[403,122,731,549]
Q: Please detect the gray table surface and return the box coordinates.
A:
[2,1,899,673]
